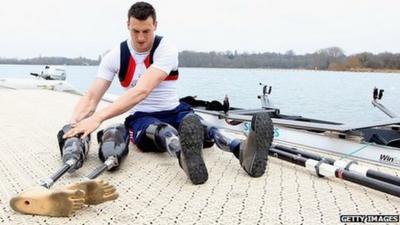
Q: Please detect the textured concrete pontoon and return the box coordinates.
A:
[0,89,399,224]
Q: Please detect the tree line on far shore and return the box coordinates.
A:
[1,47,400,71]
[0,56,100,66]
[179,47,400,71]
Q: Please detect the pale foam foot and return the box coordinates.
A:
[66,179,118,205]
[9,186,85,217]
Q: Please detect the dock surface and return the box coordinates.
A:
[0,89,399,224]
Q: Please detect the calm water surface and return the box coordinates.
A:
[1,64,399,124]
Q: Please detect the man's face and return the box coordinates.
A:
[127,16,157,52]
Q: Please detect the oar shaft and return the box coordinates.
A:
[274,144,400,186]
[366,170,400,186]
[269,147,400,197]
[274,144,334,163]
[338,169,400,197]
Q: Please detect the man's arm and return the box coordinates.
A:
[64,66,168,138]
[69,78,111,124]
[96,67,167,121]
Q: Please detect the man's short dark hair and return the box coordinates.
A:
[128,2,156,22]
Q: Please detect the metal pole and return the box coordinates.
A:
[40,159,76,188]
[273,144,400,186]
[269,147,400,197]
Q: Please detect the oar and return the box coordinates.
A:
[273,144,400,186]
[269,147,400,197]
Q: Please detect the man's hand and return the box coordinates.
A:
[63,115,102,139]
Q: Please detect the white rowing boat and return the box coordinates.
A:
[195,109,400,168]
[188,84,400,168]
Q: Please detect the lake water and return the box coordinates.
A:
[1,64,399,124]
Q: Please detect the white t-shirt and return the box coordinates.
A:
[96,36,179,114]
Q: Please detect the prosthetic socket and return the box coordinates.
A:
[146,123,181,156]
[96,124,129,171]
[57,124,90,173]
[207,126,240,153]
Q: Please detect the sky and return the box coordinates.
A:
[1,0,399,59]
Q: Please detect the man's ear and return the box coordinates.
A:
[154,21,158,30]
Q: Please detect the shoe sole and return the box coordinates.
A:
[179,114,208,185]
[249,112,274,177]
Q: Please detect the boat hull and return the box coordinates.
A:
[195,110,400,168]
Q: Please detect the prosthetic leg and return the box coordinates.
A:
[63,124,129,206]
[10,124,90,217]
[145,123,181,157]
[67,124,129,206]
[40,124,91,189]
[206,126,241,156]
[205,112,274,177]
[10,124,119,217]
[86,123,130,179]
[145,115,208,185]
[178,114,208,185]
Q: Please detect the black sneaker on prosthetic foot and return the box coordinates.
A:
[178,114,208,185]
[239,112,274,177]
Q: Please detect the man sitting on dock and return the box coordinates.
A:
[63,1,274,185]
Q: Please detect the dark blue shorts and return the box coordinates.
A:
[124,102,194,152]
